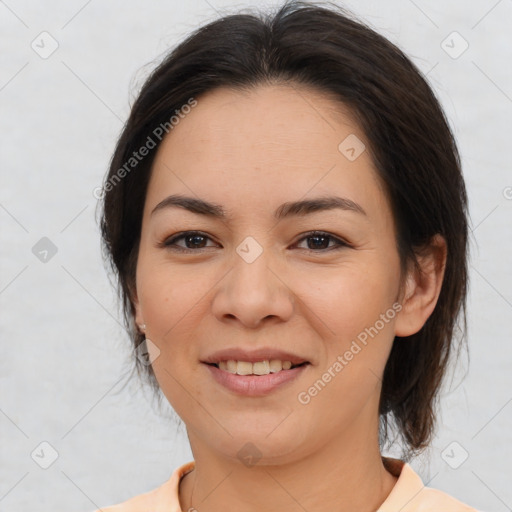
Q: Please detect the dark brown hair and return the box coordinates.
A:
[98,0,469,461]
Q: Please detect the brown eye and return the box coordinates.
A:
[160,230,350,254]
[162,231,218,252]
[295,231,349,252]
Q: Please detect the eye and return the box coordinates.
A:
[159,230,350,253]
[160,231,218,253]
[294,231,350,252]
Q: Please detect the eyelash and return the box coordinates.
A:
[159,230,351,254]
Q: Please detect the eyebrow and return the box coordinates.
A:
[150,194,367,220]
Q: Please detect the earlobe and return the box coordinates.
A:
[394,234,447,337]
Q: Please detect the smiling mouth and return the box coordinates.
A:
[205,360,309,376]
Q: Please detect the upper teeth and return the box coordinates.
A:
[217,360,294,375]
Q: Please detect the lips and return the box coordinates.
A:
[201,347,310,366]
[204,361,309,395]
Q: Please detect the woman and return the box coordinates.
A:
[96,1,478,510]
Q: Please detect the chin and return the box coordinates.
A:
[211,425,309,465]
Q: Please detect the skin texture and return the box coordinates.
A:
[132,84,447,512]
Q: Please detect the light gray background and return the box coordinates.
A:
[1,1,511,511]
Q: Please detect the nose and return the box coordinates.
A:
[210,244,295,329]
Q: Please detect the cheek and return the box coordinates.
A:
[302,260,399,335]
[293,265,399,426]
[135,259,206,398]
[137,253,205,338]
[139,268,207,417]
[298,256,400,396]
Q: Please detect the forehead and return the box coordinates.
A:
[161,84,360,155]
[146,84,388,222]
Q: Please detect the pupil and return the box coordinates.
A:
[309,235,328,249]
[187,235,205,248]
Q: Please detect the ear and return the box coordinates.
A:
[394,234,447,337]
[131,285,145,333]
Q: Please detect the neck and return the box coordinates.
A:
[178,417,398,512]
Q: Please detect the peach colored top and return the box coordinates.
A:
[97,457,479,511]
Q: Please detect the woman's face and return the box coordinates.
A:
[134,84,405,463]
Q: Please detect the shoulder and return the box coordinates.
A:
[89,478,169,512]
[380,458,480,511]
[412,485,481,511]
[90,461,195,512]
[89,495,154,512]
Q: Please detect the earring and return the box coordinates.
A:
[139,323,146,332]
